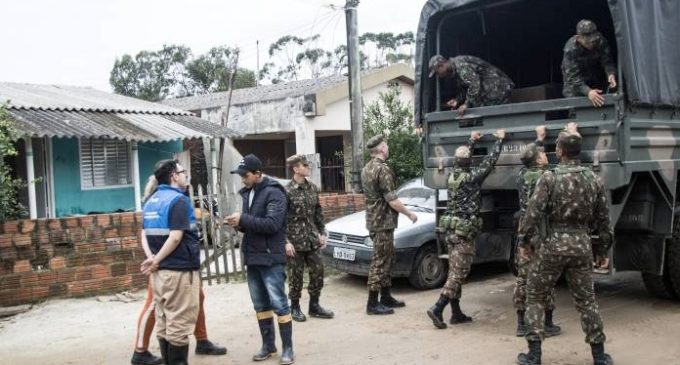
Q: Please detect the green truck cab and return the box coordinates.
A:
[415,0,680,299]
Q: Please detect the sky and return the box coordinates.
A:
[0,0,425,92]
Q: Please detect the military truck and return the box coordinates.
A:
[414,0,680,299]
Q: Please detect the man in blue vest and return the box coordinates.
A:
[226,154,294,365]
[141,159,200,365]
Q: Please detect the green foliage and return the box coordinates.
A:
[363,84,422,186]
[0,105,27,222]
[110,44,255,101]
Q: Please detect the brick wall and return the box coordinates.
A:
[0,212,146,307]
[319,193,366,222]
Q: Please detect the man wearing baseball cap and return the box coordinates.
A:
[561,19,617,107]
[428,54,515,116]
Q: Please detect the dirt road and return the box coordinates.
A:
[1,266,679,365]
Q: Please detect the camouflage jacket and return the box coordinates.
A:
[516,139,546,218]
[561,36,617,97]
[285,178,325,251]
[518,159,613,257]
[448,56,515,108]
[361,157,399,232]
[447,138,504,218]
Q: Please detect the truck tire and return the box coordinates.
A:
[665,216,680,299]
[641,271,677,300]
[409,242,447,290]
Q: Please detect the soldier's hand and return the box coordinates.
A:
[318,234,327,249]
[518,246,532,260]
[470,131,482,141]
[535,125,547,141]
[566,122,578,134]
[457,103,467,116]
[587,89,605,107]
[446,99,458,109]
[408,212,418,223]
[595,256,609,269]
[285,243,296,257]
[494,129,506,140]
[608,74,617,90]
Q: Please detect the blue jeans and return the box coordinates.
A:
[247,264,290,316]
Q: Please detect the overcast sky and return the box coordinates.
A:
[0,0,424,92]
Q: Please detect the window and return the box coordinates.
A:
[80,139,132,189]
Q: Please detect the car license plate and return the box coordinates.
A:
[333,247,356,261]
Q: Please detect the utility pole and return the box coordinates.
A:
[345,0,363,193]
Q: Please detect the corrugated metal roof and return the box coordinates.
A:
[0,82,188,114]
[7,109,236,142]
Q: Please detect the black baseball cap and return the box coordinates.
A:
[230,154,263,176]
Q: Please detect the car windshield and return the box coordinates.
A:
[396,178,435,211]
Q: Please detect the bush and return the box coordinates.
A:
[0,105,27,222]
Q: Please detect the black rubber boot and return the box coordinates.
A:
[366,290,394,315]
[449,299,473,324]
[290,300,307,322]
[166,343,189,365]
[516,310,527,337]
[195,339,227,355]
[279,321,295,365]
[308,296,334,319]
[427,294,450,329]
[253,317,277,361]
[543,310,561,337]
[131,350,163,365]
[379,287,406,308]
[517,340,542,365]
[157,338,169,364]
[591,343,614,365]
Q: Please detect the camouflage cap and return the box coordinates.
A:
[576,19,602,42]
[556,130,583,155]
[366,134,386,149]
[519,143,540,166]
[286,154,310,166]
[428,54,447,77]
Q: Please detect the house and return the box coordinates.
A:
[0,82,234,218]
[162,64,415,191]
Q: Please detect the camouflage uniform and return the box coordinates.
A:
[445,56,515,108]
[518,157,613,344]
[561,21,616,97]
[362,156,399,292]
[513,140,556,312]
[441,137,504,299]
[285,178,326,301]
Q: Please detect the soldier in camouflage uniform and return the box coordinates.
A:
[561,19,617,108]
[513,126,561,338]
[429,54,515,116]
[516,124,614,365]
[361,135,418,315]
[284,154,334,322]
[427,129,505,329]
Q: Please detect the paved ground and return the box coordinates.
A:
[1,264,679,365]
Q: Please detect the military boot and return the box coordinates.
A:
[544,310,561,337]
[379,287,405,308]
[290,299,307,322]
[166,343,189,365]
[308,296,334,319]
[516,310,527,337]
[449,299,473,324]
[253,316,277,361]
[131,350,163,365]
[591,343,614,365]
[366,290,394,315]
[516,340,542,365]
[279,320,295,365]
[195,339,227,355]
[158,337,169,364]
[426,294,450,329]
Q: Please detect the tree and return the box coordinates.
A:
[0,105,26,222]
[186,46,255,94]
[363,84,422,186]
[360,32,415,69]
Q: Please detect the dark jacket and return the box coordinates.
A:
[238,176,288,266]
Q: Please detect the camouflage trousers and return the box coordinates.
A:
[441,232,475,299]
[525,252,606,343]
[287,249,324,300]
[513,250,556,311]
[367,230,395,292]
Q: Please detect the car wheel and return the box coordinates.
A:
[408,242,447,290]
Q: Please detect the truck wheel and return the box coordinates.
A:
[641,271,677,300]
[665,216,680,299]
[409,242,447,290]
